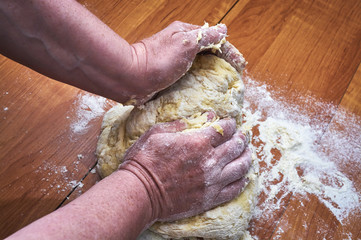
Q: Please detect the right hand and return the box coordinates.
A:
[119,118,252,222]
[129,21,228,104]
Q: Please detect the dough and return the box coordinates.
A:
[146,170,258,240]
[96,54,259,239]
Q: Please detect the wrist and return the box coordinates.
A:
[118,161,166,221]
[128,42,167,104]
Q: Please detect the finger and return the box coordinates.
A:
[170,21,201,32]
[206,111,216,121]
[156,21,201,37]
[202,118,237,147]
[136,120,187,146]
[149,120,188,134]
[197,24,227,48]
[125,120,187,159]
[216,41,247,73]
[123,120,186,160]
[214,177,249,205]
[220,147,252,185]
[213,131,248,168]
[184,24,227,49]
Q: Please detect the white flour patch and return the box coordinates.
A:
[241,75,360,237]
[70,93,108,134]
[68,180,84,189]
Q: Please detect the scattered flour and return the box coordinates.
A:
[68,180,84,189]
[36,162,74,195]
[35,152,88,195]
[70,93,108,134]
[241,74,360,238]
[60,166,68,173]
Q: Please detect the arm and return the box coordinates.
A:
[0,0,227,104]
[7,170,154,240]
[6,119,252,239]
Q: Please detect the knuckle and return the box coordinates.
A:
[219,118,236,133]
[147,133,163,145]
[148,126,160,135]
[192,139,206,151]
[190,133,207,144]
[226,118,237,128]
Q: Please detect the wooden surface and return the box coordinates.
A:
[0,0,360,239]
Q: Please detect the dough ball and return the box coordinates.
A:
[96,54,258,239]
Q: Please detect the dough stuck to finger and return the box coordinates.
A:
[97,48,259,239]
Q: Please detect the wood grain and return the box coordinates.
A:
[224,0,361,103]
[0,0,237,238]
[339,65,361,116]
[0,58,113,237]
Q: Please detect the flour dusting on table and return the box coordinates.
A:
[70,93,108,134]
[242,74,360,239]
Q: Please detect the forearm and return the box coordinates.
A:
[0,0,142,103]
[7,170,154,240]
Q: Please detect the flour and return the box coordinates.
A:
[70,93,108,134]
[68,180,84,189]
[36,163,73,195]
[35,153,88,195]
[241,74,360,238]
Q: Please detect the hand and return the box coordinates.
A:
[119,118,252,222]
[129,21,227,104]
[215,41,247,73]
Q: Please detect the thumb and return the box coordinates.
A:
[215,41,247,73]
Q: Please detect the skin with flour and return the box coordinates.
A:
[0,0,251,239]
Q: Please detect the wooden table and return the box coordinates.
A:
[1,0,360,239]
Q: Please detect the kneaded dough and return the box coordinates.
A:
[96,54,259,240]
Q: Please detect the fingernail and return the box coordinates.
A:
[241,131,251,145]
[206,111,216,121]
[246,131,251,144]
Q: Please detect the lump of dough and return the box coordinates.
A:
[96,54,259,239]
[97,54,245,177]
[146,167,258,240]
